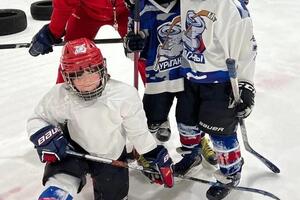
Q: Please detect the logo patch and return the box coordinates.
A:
[74,44,87,55]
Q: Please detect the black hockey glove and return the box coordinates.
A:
[138,145,174,188]
[123,30,146,53]
[236,81,255,118]
[30,125,69,163]
[29,24,62,56]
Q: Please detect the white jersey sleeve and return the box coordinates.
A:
[27,84,69,137]
[119,84,157,155]
[216,0,257,83]
[27,80,157,159]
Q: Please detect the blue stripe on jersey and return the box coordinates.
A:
[179,67,230,83]
[235,0,250,18]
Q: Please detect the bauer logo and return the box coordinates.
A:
[199,121,224,132]
[38,127,60,145]
[74,44,87,55]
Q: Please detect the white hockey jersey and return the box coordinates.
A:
[180,0,257,83]
[27,79,157,160]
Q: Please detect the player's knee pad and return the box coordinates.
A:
[210,133,243,175]
[177,123,202,148]
[42,157,88,193]
[39,186,73,200]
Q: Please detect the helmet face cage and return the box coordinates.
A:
[63,59,109,101]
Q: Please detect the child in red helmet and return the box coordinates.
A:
[28,0,129,83]
[27,38,174,200]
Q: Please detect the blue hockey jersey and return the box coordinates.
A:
[129,0,184,94]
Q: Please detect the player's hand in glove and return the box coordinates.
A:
[138,145,174,188]
[123,30,146,53]
[236,81,255,118]
[29,24,62,56]
[30,125,69,163]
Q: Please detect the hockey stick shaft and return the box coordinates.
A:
[66,150,280,200]
[66,150,155,174]
[181,175,280,200]
[133,0,140,89]
[226,58,280,173]
[0,38,123,50]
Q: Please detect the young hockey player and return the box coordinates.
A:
[27,38,174,200]
[123,0,217,176]
[179,0,257,199]
[28,0,129,83]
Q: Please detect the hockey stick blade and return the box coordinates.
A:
[66,150,280,200]
[226,58,280,173]
[239,119,280,173]
[180,175,280,200]
[0,38,123,50]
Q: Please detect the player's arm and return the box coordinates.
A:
[218,2,257,118]
[27,86,69,163]
[29,0,79,56]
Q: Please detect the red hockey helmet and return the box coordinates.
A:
[61,38,104,72]
[60,38,108,100]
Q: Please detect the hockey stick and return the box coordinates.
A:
[226,58,280,174]
[0,38,123,50]
[133,0,140,89]
[66,150,280,200]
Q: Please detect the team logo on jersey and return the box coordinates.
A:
[153,17,183,72]
[183,10,217,64]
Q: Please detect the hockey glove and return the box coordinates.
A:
[236,81,255,118]
[123,30,146,53]
[138,145,174,188]
[30,125,69,163]
[29,24,62,56]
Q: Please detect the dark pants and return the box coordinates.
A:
[176,78,238,135]
[43,148,129,200]
[143,91,183,125]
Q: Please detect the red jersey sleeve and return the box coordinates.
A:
[49,0,80,38]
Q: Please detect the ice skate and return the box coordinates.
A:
[149,120,171,142]
[206,170,241,200]
[173,147,202,177]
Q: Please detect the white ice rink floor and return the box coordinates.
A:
[1,0,300,199]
